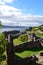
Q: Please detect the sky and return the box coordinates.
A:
[0,0,43,27]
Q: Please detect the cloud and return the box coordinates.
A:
[0,0,14,4]
[0,4,43,27]
[0,5,22,16]
[3,0,14,3]
[0,0,5,4]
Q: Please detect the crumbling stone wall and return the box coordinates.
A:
[6,34,16,65]
[3,31,42,65]
[15,41,41,51]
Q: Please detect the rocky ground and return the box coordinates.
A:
[36,52,43,65]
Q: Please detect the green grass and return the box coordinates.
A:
[13,38,22,46]
[15,51,40,58]
[0,60,7,65]
[15,47,43,58]
[35,31,43,38]
[13,30,43,58]
[13,38,29,46]
[0,51,7,65]
[13,38,28,46]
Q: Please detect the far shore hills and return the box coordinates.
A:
[1,24,43,29]
[2,25,29,28]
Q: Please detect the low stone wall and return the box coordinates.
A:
[3,30,20,34]
[3,30,20,38]
[15,41,41,51]
[15,55,42,65]
[3,31,43,65]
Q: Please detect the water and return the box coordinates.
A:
[0,27,29,33]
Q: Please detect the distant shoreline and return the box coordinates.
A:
[2,25,29,28]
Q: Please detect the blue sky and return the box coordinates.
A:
[13,0,43,15]
[0,0,43,26]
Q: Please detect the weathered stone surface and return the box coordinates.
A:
[40,52,43,56]
[3,31,43,65]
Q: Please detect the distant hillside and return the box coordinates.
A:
[2,24,43,31]
[2,25,29,28]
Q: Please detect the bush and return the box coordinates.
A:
[0,33,8,62]
[19,34,28,42]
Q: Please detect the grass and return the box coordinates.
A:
[25,29,43,38]
[15,51,40,58]
[15,47,43,58]
[34,31,43,38]
[13,30,43,58]
[13,38,22,46]
[0,51,7,65]
[13,30,43,46]
[13,38,28,46]
[0,60,7,65]
[13,38,29,46]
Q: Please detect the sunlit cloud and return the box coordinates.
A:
[0,0,14,4]
[0,0,43,27]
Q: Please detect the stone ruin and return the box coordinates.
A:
[3,30,43,65]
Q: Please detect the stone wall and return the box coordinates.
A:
[15,41,41,51]
[3,30,20,39]
[3,31,43,65]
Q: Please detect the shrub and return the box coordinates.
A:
[19,34,28,42]
[0,33,8,62]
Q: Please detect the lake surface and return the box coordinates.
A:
[0,27,29,33]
